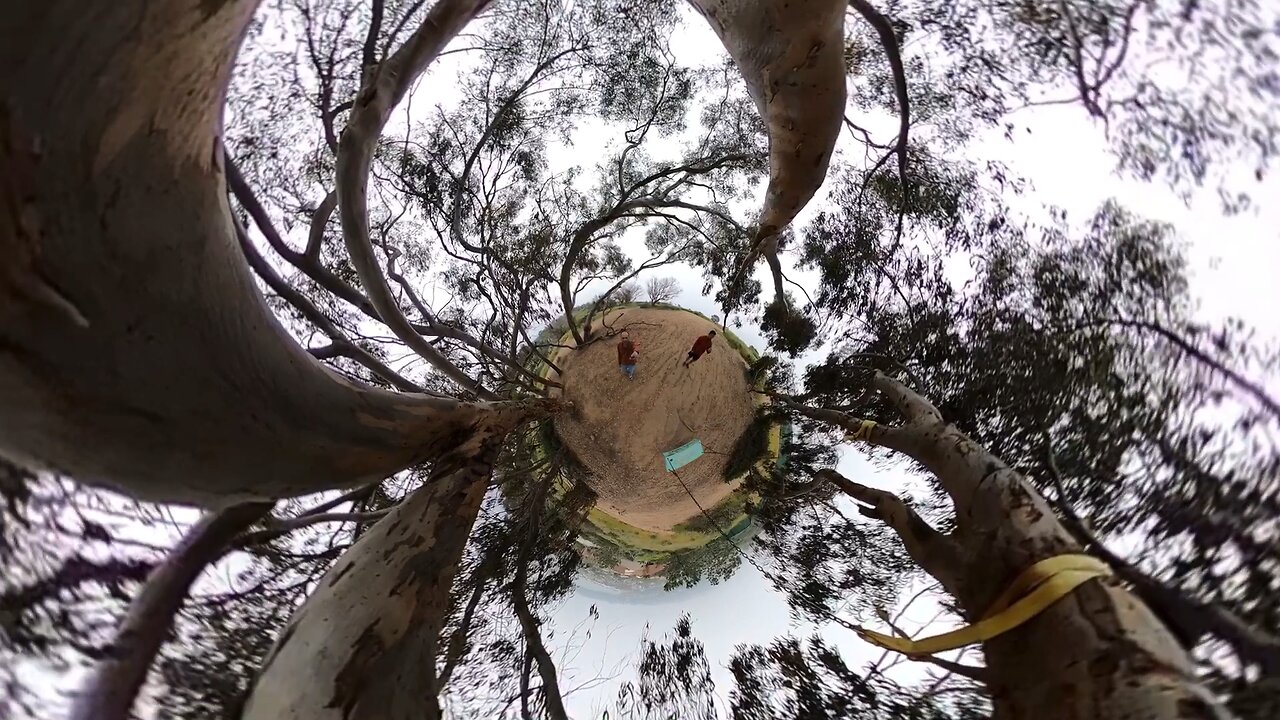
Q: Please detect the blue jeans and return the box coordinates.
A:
[621,364,636,378]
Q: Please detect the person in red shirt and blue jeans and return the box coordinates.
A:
[617,331,639,379]
[682,330,716,368]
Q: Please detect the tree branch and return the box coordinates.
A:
[580,246,691,338]
[865,610,990,682]
[300,483,381,518]
[384,246,560,391]
[306,191,337,261]
[70,502,274,720]
[559,192,737,343]
[848,0,909,197]
[236,220,432,394]
[361,0,386,70]
[437,560,493,691]
[336,0,497,399]
[871,371,942,425]
[919,655,989,684]
[448,47,583,256]
[236,510,393,546]
[1105,317,1280,419]
[769,392,908,451]
[510,479,570,720]
[1042,433,1280,674]
[818,468,964,593]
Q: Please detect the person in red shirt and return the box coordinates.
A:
[683,329,716,368]
[617,331,639,379]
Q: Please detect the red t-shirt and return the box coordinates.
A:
[690,335,713,356]
[617,339,636,365]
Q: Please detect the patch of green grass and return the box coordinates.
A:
[583,504,711,552]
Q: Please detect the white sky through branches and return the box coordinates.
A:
[17,4,1278,717]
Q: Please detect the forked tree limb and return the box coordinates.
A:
[237,219,431,394]
[848,0,910,194]
[336,0,499,400]
[789,376,1224,716]
[717,1,911,313]
[383,245,560,392]
[70,501,274,720]
[1041,433,1280,675]
[817,468,965,595]
[447,47,583,258]
[558,194,726,344]
[0,0,550,504]
[230,167,544,391]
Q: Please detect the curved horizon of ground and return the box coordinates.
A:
[533,303,782,573]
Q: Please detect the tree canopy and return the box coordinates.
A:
[1,0,1277,718]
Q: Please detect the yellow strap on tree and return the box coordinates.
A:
[844,419,878,442]
[854,554,1112,656]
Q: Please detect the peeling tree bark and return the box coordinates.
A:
[242,449,498,720]
[689,0,847,304]
[0,0,554,504]
[688,0,847,237]
[808,374,1228,719]
[70,501,274,720]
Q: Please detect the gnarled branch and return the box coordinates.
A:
[818,468,964,594]
[336,0,498,400]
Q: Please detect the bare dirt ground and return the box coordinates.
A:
[550,307,756,533]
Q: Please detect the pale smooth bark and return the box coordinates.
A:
[243,450,498,720]
[687,0,847,237]
[814,374,1228,719]
[690,0,847,304]
[70,502,274,720]
[0,0,552,504]
[336,0,498,400]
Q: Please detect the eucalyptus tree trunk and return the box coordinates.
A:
[0,0,548,505]
[690,0,847,305]
[805,374,1227,719]
[242,449,499,720]
[688,0,846,236]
